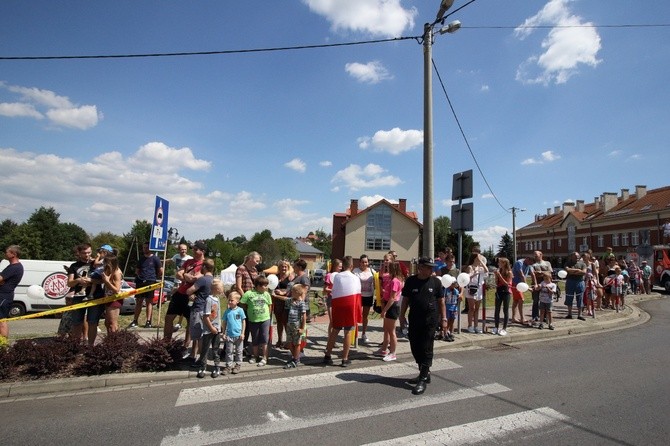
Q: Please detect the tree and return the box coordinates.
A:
[434,216,453,254]
[0,218,19,249]
[275,238,299,263]
[497,232,514,260]
[122,220,152,276]
[311,228,332,259]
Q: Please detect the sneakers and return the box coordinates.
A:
[231,364,241,374]
[467,326,476,333]
[491,328,498,335]
[373,348,388,357]
[257,359,267,367]
[283,360,297,369]
[211,366,220,378]
[475,327,482,334]
[360,333,369,344]
[548,324,555,330]
[445,332,455,342]
[172,323,181,332]
[498,329,508,336]
[222,366,231,375]
[577,316,586,321]
[565,314,573,319]
[196,369,206,379]
[382,353,397,362]
[341,359,351,367]
[248,357,257,365]
[128,321,138,329]
[538,323,544,329]
[323,355,334,366]
[144,321,152,329]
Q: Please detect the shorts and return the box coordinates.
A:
[384,302,400,320]
[286,323,302,345]
[86,304,105,324]
[135,280,157,301]
[249,319,271,346]
[446,309,457,321]
[107,299,122,310]
[69,296,88,325]
[189,310,205,339]
[334,325,355,331]
[167,291,191,318]
[511,287,524,302]
[539,301,553,312]
[325,295,332,308]
[361,295,374,307]
[0,299,11,319]
[564,280,585,307]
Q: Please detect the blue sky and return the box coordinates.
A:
[1,0,668,252]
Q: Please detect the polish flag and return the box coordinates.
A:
[331,271,362,327]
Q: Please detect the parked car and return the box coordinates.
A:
[120,280,168,315]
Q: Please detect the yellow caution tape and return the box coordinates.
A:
[0,282,163,322]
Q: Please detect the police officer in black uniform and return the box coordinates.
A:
[399,257,446,395]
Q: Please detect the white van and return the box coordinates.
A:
[0,259,70,318]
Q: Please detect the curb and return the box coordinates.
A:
[1,293,664,400]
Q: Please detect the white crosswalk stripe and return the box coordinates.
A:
[175,358,462,407]
[361,407,571,445]
[161,383,511,446]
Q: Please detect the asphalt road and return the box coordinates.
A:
[2,298,669,445]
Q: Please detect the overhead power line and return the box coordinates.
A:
[0,23,667,61]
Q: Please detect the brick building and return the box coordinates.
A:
[331,198,421,269]
[516,185,670,266]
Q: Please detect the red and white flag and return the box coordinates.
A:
[331,271,362,327]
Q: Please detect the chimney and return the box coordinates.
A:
[603,192,618,212]
[547,208,551,215]
[576,200,585,212]
[554,206,560,214]
[398,198,407,213]
[621,188,630,201]
[563,201,575,217]
[635,185,647,199]
[350,199,358,216]
[594,196,600,210]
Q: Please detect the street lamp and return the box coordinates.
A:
[167,227,180,246]
[511,207,526,261]
[423,1,461,259]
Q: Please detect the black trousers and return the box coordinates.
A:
[408,321,437,369]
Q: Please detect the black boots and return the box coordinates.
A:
[411,366,430,395]
[405,372,431,385]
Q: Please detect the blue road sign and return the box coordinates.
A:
[150,196,169,251]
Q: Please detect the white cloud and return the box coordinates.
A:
[358,127,422,155]
[0,102,44,119]
[521,150,561,165]
[482,193,494,199]
[285,158,307,173]
[480,84,490,92]
[128,142,212,173]
[331,163,403,191]
[345,61,393,84]
[360,194,397,209]
[302,0,417,37]
[319,160,332,167]
[441,199,457,207]
[515,0,601,85]
[1,82,102,129]
[608,150,622,157]
[471,225,510,254]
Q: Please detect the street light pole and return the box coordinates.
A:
[511,207,526,261]
[423,21,434,260]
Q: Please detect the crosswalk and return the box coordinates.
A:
[163,358,573,446]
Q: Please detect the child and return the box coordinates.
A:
[443,280,460,341]
[537,272,556,330]
[377,261,403,361]
[240,276,272,366]
[221,291,246,375]
[186,259,215,365]
[196,278,222,378]
[585,263,598,318]
[283,284,307,369]
[610,266,624,312]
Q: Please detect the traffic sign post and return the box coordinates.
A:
[150,196,169,252]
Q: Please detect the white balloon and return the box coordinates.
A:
[516,282,529,293]
[441,274,455,288]
[267,274,279,291]
[27,284,45,300]
[557,270,568,279]
[456,272,470,288]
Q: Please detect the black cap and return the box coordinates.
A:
[417,257,436,267]
[192,240,207,251]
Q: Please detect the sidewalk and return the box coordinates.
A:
[1,293,662,399]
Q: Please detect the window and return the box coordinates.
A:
[632,232,639,246]
[365,206,391,251]
[612,233,619,247]
[547,239,552,250]
[598,235,604,248]
[558,239,562,247]
[622,232,629,246]
[583,237,588,246]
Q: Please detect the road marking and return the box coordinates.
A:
[175,358,461,407]
[162,383,510,446]
[361,407,570,445]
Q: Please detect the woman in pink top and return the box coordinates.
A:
[375,262,404,362]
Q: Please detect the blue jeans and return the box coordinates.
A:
[564,280,585,308]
